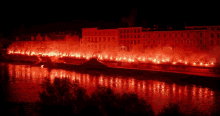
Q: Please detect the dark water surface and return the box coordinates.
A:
[1,62,220,115]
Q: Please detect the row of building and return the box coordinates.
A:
[81,25,220,52]
[15,25,220,53]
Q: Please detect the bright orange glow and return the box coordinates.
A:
[193,62,196,65]
[200,62,203,66]
[172,62,176,65]
[185,62,188,65]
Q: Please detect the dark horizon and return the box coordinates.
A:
[1,5,219,38]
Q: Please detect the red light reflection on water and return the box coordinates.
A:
[7,63,216,115]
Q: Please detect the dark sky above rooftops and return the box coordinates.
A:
[0,2,219,38]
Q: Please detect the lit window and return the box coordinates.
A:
[211,33,214,38]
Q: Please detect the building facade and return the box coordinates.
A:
[81,28,119,53]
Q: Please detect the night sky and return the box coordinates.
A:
[0,3,219,38]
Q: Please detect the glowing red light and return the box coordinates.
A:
[172,62,176,65]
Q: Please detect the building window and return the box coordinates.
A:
[200,33,202,37]
[127,40,129,43]
[187,40,190,44]
[181,33,183,37]
[120,30,122,33]
[193,40,195,44]
[134,40,136,44]
[95,37,97,41]
[131,30,133,33]
[217,33,219,38]
[95,32,97,35]
[127,35,129,38]
[138,30,140,33]
[124,35,126,38]
[127,30,129,33]
[148,40,151,44]
[108,31,110,34]
[169,34,171,38]
[112,37,115,41]
[211,40,214,45]
[187,33,189,38]
[99,37,101,41]
[134,35,136,38]
[131,35,133,38]
[149,34,150,38]
[175,33,177,37]
[124,40,126,43]
[124,30,126,33]
[134,30,136,33]
[211,33,214,38]
[131,40,133,44]
[164,34,166,38]
[120,35,122,38]
[200,40,203,44]
[211,27,214,30]
[88,37,90,41]
[138,35,140,38]
[158,40,160,44]
[108,37,110,41]
[217,40,219,44]
[103,31,106,34]
[103,37,106,41]
[181,40,183,44]
[120,40,122,42]
[175,40,178,43]
[158,34,160,38]
[143,34,145,38]
[138,40,140,44]
[164,40,166,44]
[153,40,155,44]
